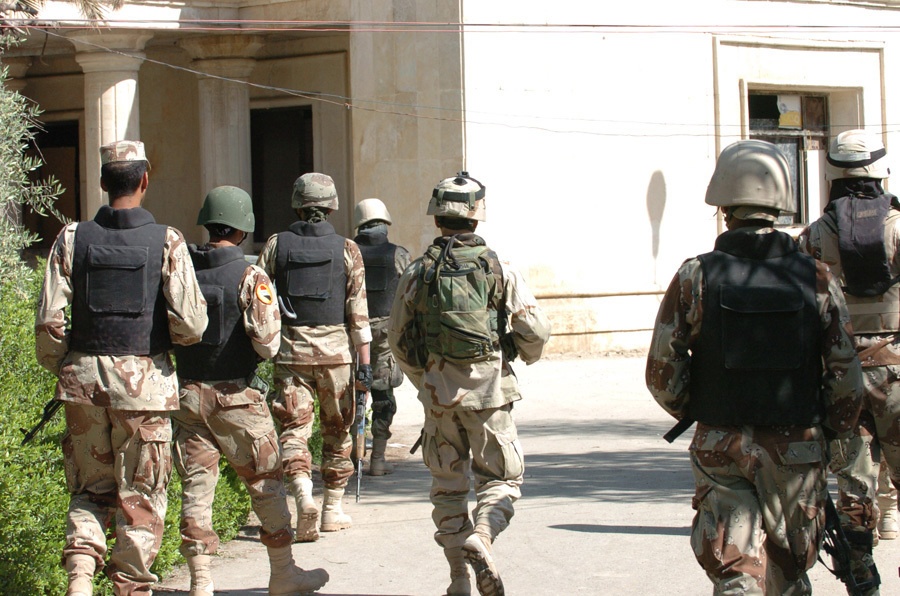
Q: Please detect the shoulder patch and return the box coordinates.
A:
[255,283,274,305]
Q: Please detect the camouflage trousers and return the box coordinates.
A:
[421,403,524,550]
[172,379,293,557]
[271,363,355,488]
[61,403,172,595]
[352,387,397,444]
[368,322,401,441]
[689,423,827,595]
[370,318,403,392]
[831,365,900,531]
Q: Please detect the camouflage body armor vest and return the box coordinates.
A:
[820,194,900,334]
[689,228,823,427]
[274,220,346,327]
[70,205,171,355]
[174,245,257,381]
[355,232,399,318]
[414,235,504,364]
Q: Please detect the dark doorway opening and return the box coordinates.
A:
[24,120,80,249]
[250,106,314,243]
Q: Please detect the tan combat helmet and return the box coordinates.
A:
[705,139,794,221]
[826,129,890,181]
[291,172,339,210]
[427,171,486,221]
[354,198,393,229]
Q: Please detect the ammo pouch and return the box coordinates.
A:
[86,245,149,315]
[286,249,334,300]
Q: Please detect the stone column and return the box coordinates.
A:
[179,35,264,197]
[71,33,152,215]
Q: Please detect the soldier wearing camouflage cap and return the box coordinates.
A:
[799,129,900,591]
[171,186,329,595]
[34,140,208,595]
[647,140,864,594]
[257,172,373,543]
[388,172,551,596]
[351,198,411,476]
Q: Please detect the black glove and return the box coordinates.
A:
[356,364,373,390]
[500,332,519,362]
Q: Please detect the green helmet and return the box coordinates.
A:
[705,140,794,220]
[291,172,339,210]
[427,171,486,222]
[197,186,255,232]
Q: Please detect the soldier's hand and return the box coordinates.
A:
[500,332,519,362]
[355,363,373,391]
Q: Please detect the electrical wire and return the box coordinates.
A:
[7,18,900,33]
[7,22,899,138]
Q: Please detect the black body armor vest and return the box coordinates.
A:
[827,191,900,297]
[688,228,824,427]
[355,232,399,318]
[275,221,347,326]
[70,206,171,355]
[174,245,257,380]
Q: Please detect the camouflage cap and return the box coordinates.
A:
[100,140,151,170]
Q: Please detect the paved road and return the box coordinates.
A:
[156,355,900,595]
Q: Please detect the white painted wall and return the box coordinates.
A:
[461,0,900,353]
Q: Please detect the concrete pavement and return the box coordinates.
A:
[155,355,900,595]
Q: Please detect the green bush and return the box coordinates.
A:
[0,267,251,594]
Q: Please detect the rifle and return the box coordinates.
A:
[663,417,695,443]
[21,398,63,446]
[354,370,369,503]
[819,491,880,596]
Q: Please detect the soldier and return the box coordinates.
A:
[257,172,372,543]
[351,198,411,476]
[798,129,900,593]
[646,139,864,594]
[388,172,551,596]
[171,186,329,596]
[34,140,209,596]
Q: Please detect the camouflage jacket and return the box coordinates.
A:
[388,236,551,410]
[645,232,863,439]
[256,233,372,365]
[799,211,900,366]
[238,265,282,361]
[35,220,208,411]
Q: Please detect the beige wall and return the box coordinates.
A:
[347,0,466,254]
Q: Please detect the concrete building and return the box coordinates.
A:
[6,0,900,354]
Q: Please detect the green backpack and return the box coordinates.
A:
[416,237,504,364]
